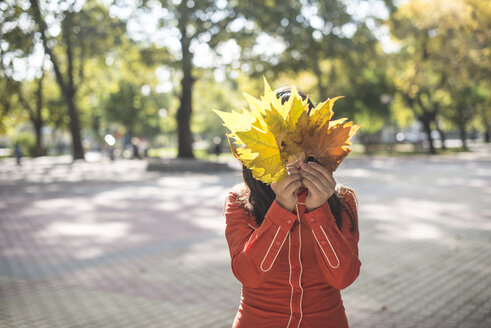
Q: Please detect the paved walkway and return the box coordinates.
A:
[1,151,490,327]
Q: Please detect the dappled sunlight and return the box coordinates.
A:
[340,166,401,185]
[433,176,472,187]
[361,196,491,244]
[156,174,225,188]
[180,238,230,268]
[155,201,180,211]
[1,156,490,327]
[2,172,239,266]
[38,221,130,240]
[32,198,96,211]
[72,246,106,260]
[474,168,491,177]
[375,222,442,241]
[467,178,491,189]
[370,158,399,169]
[404,223,442,240]
[92,185,165,207]
[187,209,227,232]
[338,168,372,178]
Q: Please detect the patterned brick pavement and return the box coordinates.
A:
[0,152,490,327]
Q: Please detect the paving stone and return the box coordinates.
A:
[1,151,490,327]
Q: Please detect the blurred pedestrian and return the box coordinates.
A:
[212,136,222,158]
[14,143,23,166]
[131,137,141,159]
[140,137,149,158]
[222,88,360,328]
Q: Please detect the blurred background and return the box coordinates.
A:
[1,0,490,327]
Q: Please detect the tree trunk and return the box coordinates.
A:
[66,95,85,159]
[33,106,44,157]
[311,53,326,97]
[432,104,446,150]
[456,104,468,151]
[458,121,468,151]
[361,133,372,155]
[414,97,436,154]
[421,115,436,154]
[33,71,44,157]
[63,11,84,160]
[33,122,43,156]
[434,119,446,150]
[17,81,44,157]
[177,60,194,158]
[177,18,194,158]
[482,108,490,143]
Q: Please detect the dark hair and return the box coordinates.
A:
[240,86,357,232]
[275,86,315,115]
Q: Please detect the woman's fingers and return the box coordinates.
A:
[300,163,330,187]
[284,179,302,195]
[282,176,300,191]
[286,159,302,170]
[301,175,321,195]
[307,162,335,185]
[287,165,300,178]
[272,171,301,212]
[299,169,325,192]
[286,172,302,191]
[270,181,280,194]
[274,160,336,211]
[273,173,301,194]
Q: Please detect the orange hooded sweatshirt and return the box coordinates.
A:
[224,186,360,328]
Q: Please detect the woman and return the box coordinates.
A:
[223,88,361,328]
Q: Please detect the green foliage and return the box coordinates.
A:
[2,0,489,158]
[103,79,168,140]
[390,94,414,128]
[389,0,491,148]
[11,131,35,157]
[105,80,143,135]
[192,75,244,139]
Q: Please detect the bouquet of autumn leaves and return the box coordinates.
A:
[213,78,361,185]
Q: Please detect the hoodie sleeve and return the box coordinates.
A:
[302,188,361,290]
[224,191,297,288]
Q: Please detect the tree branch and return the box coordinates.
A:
[29,0,68,96]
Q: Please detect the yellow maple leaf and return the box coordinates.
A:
[234,125,287,183]
[214,78,360,185]
[213,108,255,132]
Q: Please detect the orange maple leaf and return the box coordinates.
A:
[299,121,361,172]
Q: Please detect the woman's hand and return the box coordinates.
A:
[299,161,336,211]
[271,161,302,212]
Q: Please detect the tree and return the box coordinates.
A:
[104,79,166,140]
[336,23,392,153]
[236,0,356,99]
[29,0,125,159]
[0,1,47,156]
[437,0,491,148]
[388,0,449,153]
[238,1,394,154]
[127,0,242,158]
[16,70,46,156]
[388,56,446,154]
[389,0,491,151]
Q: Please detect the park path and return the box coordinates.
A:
[1,152,490,328]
